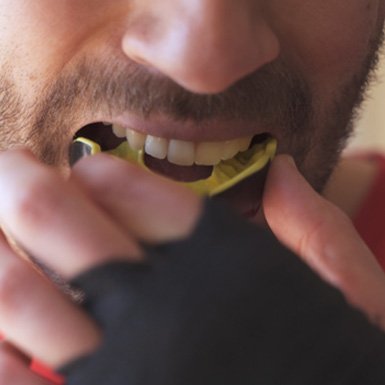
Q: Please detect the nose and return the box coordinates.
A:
[121,1,280,94]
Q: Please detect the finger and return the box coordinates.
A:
[0,238,101,367]
[263,155,385,326]
[71,153,203,243]
[0,344,53,385]
[0,149,142,278]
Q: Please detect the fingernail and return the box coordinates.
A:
[271,154,298,181]
[280,154,297,168]
[267,154,308,205]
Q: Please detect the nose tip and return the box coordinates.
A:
[121,4,280,94]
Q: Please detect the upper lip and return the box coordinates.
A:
[75,112,278,143]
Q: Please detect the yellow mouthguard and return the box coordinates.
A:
[73,136,277,196]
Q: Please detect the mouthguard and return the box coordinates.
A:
[70,136,277,196]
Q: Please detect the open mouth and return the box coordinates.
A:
[70,122,277,197]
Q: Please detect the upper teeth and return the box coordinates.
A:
[112,124,253,167]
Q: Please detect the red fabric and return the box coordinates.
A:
[31,360,65,384]
[1,333,64,384]
[354,154,385,270]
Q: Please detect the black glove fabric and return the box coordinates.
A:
[61,200,385,385]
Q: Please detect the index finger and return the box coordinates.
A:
[71,153,203,244]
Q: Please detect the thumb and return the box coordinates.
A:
[263,154,385,327]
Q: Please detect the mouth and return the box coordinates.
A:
[70,121,276,215]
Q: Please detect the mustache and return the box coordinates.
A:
[39,55,313,133]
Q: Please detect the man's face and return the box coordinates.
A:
[0,1,384,216]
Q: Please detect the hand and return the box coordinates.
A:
[0,148,384,383]
[263,155,385,329]
[0,149,202,383]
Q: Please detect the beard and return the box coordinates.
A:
[0,31,383,197]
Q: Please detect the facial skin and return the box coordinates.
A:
[0,1,384,215]
[2,3,385,375]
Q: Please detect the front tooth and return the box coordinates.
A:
[238,136,253,152]
[221,138,242,160]
[127,128,146,151]
[112,124,126,138]
[195,142,223,166]
[167,140,195,166]
[145,135,168,159]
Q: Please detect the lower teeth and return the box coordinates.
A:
[70,133,276,196]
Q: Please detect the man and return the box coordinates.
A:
[1,1,385,384]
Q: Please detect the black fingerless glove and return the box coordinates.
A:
[60,200,385,385]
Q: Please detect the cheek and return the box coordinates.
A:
[0,1,85,100]
[0,2,83,63]
[271,1,382,94]
[0,0,125,99]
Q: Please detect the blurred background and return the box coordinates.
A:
[348,54,385,153]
